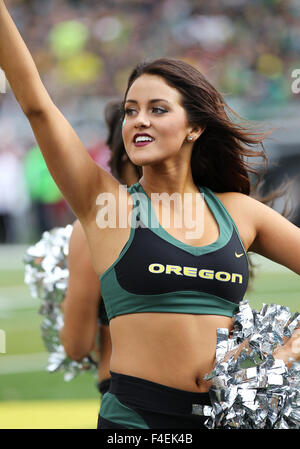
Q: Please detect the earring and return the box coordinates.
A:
[188,135,193,142]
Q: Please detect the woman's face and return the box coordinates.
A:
[122,74,195,167]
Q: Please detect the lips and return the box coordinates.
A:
[133,133,155,146]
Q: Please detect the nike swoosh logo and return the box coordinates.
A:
[235,252,244,258]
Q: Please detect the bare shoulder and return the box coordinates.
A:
[215,189,289,229]
[216,190,259,209]
[216,190,271,222]
[214,191,260,251]
[217,191,300,274]
[217,190,292,227]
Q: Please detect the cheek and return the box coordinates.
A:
[160,119,187,142]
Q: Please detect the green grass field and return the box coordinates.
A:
[0,245,299,428]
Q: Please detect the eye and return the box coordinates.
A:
[152,107,167,114]
[124,108,136,116]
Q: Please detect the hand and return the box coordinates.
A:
[222,329,300,369]
[221,338,250,363]
[273,328,300,367]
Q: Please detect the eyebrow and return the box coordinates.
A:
[125,99,171,105]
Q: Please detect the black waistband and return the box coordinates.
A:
[109,371,211,415]
[97,378,111,396]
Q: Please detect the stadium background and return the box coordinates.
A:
[0,0,299,428]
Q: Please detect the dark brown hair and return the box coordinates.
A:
[123,58,295,287]
[104,99,142,182]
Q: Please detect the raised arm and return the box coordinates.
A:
[60,220,101,360]
[0,1,120,221]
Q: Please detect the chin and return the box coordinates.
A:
[130,150,174,167]
[131,156,166,167]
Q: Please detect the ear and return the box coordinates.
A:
[187,125,206,141]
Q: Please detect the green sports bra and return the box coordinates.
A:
[100,183,249,321]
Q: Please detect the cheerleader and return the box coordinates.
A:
[1,1,299,429]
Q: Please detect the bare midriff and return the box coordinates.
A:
[109,312,233,392]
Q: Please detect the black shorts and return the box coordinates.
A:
[97,371,211,429]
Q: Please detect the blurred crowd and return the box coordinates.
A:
[0,0,299,243]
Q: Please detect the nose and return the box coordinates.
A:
[134,111,150,128]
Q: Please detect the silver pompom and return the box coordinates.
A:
[24,226,97,381]
[195,301,300,429]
